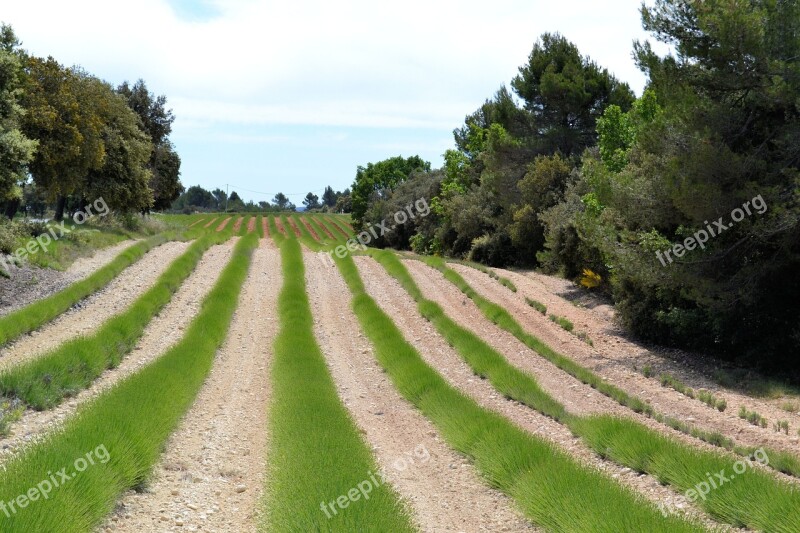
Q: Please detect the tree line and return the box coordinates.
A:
[350,0,800,377]
[0,24,183,221]
[171,184,352,213]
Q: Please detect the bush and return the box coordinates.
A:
[0,220,25,255]
[467,232,515,267]
[21,221,50,238]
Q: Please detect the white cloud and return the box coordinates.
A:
[5,0,658,132]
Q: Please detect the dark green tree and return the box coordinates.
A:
[117,80,182,210]
[0,24,37,218]
[351,155,430,226]
[184,185,214,208]
[322,186,337,207]
[21,57,106,220]
[512,32,635,156]
[303,192,320,210]
[272,192,295,211]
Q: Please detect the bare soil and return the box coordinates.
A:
[0,239,138,317]
[101,238,279,533]
[0,241,236,465]
[305,249,537,532]
[448,263,800,459]
[0,241,190,372]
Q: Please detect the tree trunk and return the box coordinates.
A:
[4,199,20,220]
[54,195,66,222]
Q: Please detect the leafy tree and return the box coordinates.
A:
[321,186,337,207]
[80,75,153,213]
[0,24,37,218]
[229,191,241,203]
[509,153,572,264]
[117,80,182,210]
[511,32,635,156]
[303,192,320,210]
[211,188,227,209]
[272,192,295,211]
[334,193,352,213]
[21,57,105,220]
[150,142,183,210]
[184,185,214,208]
[351,155,430,226]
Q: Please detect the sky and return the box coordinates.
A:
[3,0,666,205]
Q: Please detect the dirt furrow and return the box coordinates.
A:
[306,250,537,532]
[449,263,800,458]
[357,257,736,530]
[0,241,191,371]
[101,239,278,533]
[0,241,236,464]
[0,239,138,317]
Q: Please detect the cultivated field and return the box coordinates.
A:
[0,213,798,532]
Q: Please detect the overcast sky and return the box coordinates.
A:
[4,0,664,204]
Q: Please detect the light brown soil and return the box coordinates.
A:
[232,217,244,233]
[101,238,279,533]
[273,218,286,236]
[216,217,233,232]
[448,263,800,460]
[286,217,301,237]
[356,256,741,530]
[0,241,237,464]
[0,239,138,317]
[0,241,191,372]
[304,249,537,532]
[300,218,320,241]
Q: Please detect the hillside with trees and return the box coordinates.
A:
[349,0,800,377]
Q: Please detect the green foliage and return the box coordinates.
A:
[0,24,37,204]
[525,297,547,314]
[548,314,574,332]
[511,32,635,155]
[117,79,182,211]
[350,155,430,226]
[739,406,768,428]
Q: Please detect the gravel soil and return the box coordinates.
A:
[448,263,800,461]
[305,249,537,532]
[0,241,191,372]
[100,237,278,533]
[0,241,236,465]
[0,239,139,317]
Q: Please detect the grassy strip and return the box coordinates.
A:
[373,250,800,531]
[0,231,230,411]
[0,233,257,532]
[422,255,800,474]
[262,236,413,532]
[308,216,337,242]
[323,216,351,239]
[335,252,699,532]
[0,234,171,347]
[421,256,655,414]
[315,216,350,243]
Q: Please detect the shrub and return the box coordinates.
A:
[526,298,547,314]
[549,314,574,332]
